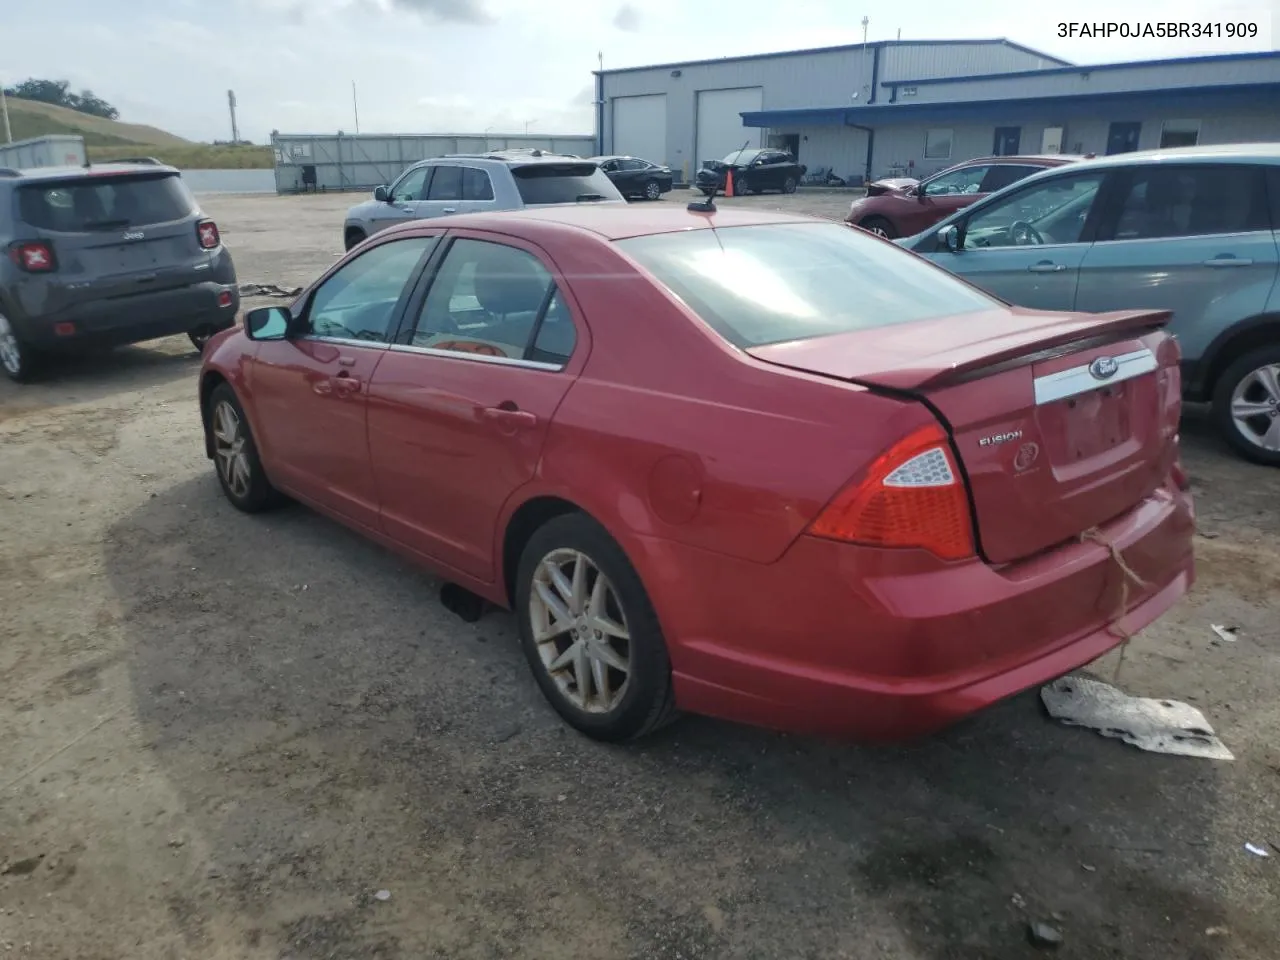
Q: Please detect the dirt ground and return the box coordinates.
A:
[1,188,1278,960]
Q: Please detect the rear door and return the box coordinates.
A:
[16,172,212,313]
[368,232,583,580]
[1074,163,1280,365]
[920,168,1110,310]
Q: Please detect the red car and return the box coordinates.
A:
[198,205,1194,743]
[847,155,1084,239]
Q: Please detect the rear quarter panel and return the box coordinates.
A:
[522,238,935,566]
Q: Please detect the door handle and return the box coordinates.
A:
[338,355,357,367]
[397,205,413,213]
[442,207,457,214]
[1203,257,1253,267]
[482,406,538,428]
[1028,261,1067,273]
[333,376,363,396]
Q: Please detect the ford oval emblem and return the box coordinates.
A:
[1089,356,1119,380]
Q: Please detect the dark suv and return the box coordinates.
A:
[0,159,239,382]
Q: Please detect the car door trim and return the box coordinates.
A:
[302,334,392,351]
[1033,348,1157,405]
[387,342,564,372]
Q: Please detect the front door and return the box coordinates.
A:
[367,165,432,233]
[1075,163,1279,364]
[921,169,1109,311]
[367,233,582,580]
[249,235,439,527]
[1106,122,1142,156]
[992,127,1021,156]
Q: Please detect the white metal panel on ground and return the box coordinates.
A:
[695,87,763,168]
[611,94,667,165]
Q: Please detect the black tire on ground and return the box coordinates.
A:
[515,512,678,742]
[189,326,218,353]
[1211,343,1280,467]
[734,177,751,196]
[643,180,662,201]
[344,228,366,251]
[206,382,287,512]
[782,176,798,194]
[859,216,898,239]
[0,311,41,383]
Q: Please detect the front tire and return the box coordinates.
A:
[1212,345,1280,466]
[782,176,798,194]
[207,383,285,512]
[859,216,898,239]
[344,228,366,251]
[643,180,662,201]
[515,513,677,741]
[0,312,39,383]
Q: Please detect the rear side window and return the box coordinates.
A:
[462,167,494,201]
[978,164,1042,193]
[428,166,463,201]
[1108,164,1270,240]
[17,174,194,231]
[617,223,996,349]
[511,163,621,205]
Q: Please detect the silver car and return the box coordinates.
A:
[902,144,1280,465]
[343,151,626,250]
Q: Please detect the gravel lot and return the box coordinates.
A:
[2,188,1278,960]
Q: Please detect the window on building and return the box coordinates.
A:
[1160,119,1201,149]
[924,129,953,160]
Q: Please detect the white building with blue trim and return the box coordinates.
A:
[594,42,1280,185]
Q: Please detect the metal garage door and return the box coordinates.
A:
[695,87,763,168]
[612,94,668,167]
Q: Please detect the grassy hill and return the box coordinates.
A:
[3,97,273,169]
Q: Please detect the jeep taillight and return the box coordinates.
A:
[8,241,57,273]
[196,219,221,249]
[808,424,976,561]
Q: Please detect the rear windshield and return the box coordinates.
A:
[511,163,622,205]
[16,173,195,231]
[616,223,997,348]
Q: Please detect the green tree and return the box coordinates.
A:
[2,78,120,120]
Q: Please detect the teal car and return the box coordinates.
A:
[902,144,1280,465]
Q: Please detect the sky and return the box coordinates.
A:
[3,0,1277,143]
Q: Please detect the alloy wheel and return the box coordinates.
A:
[529,548,631,714]
[1229,362,1280,452]
[0,314,22,378]
[644,180,661,200]
[866,223,889,237]
[211,400,253,498]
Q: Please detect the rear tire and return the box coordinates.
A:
[643,180,662,201]
[859,216,898,239]
[515,513,678,742]
[1212,344,1280,466]
[189,326,218,353]
[0,312,40,384]
[344,228,366,251]
[207,383,286,512]
[782,176,798,194]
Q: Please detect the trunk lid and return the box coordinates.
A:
[748,308,1182,564]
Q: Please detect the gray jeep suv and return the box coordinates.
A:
[343,150,626,250]
[0,159,239,382]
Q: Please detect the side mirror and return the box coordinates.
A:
[915,184,928,203]
[373,185,390,202]
[244,306,291,341]
[936,224,961,253]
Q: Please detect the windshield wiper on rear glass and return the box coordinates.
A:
[81,218,132,230]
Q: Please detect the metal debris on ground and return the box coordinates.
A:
[1244,843,1270,858]
[1040,676,1234,760]
[373,889,392,901]
[1210,624,1238,643]
[238,283,302,298]
[1027,920,1064,949]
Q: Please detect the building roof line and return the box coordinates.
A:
[885,48,1280,87]
[594,37,1069,77]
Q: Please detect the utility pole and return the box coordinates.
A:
[352,81,360,135]
[861,15,869,45]
[227,90,239,144]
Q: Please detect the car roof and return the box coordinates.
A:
[381,204,818,242]
[1,161,181,183]
[436,150,587,166]
[1069,142,1280,170]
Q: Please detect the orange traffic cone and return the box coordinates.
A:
[725,169,735,198]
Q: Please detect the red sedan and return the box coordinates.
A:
[198,205,1195,742]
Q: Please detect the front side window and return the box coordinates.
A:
[722,149,762,165]
[392,167,429,203]
[1108,165,1269,240]
[923,165,989,197]
[307,237,436,342]
[411,238,570,362]
[617,223,996,349]
[924,129,953,160]
[962,171,1107,248]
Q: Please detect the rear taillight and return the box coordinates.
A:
[8,241,57,273]
[809,424,976,561]
[196,219,221,249]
